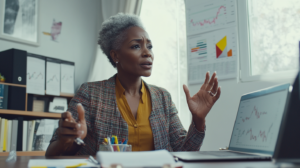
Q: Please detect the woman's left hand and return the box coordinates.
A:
[183,72,221,131]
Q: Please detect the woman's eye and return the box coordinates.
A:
[131,45,140,49]
[148,45,153,50]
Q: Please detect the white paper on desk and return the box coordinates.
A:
[26,56,45,95]
[97,150,176,167]
[46,61,61,96]
[28,159,99,167]
[61,64,75,94]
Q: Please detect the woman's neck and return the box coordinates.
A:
[117,72,142,96]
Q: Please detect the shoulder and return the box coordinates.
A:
[78,79,113,92]
[146,84,172,101]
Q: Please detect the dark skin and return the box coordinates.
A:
[45,26,221,156]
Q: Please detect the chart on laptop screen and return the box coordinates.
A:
[229,89,288,152]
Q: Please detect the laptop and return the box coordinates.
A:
[172,83,291,161]
[273,72,300,163]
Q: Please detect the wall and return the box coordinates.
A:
[189,76,296,151]
[0,0,101,90]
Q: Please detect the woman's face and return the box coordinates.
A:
[112,26,154,77]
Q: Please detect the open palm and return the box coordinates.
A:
[183,72,221,120]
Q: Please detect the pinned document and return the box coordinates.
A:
[46,61,60,96]
[26,56,45,95]
[61,64,75,94]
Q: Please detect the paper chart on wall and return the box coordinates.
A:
[188,27,237,84]
[60,64,74,94]
[26,57,45,95]
[46,62,60,96]
[185,0,237,36]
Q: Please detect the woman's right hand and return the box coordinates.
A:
[57,103,87,145]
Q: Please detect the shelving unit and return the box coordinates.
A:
[0,82,74,156]
[0,151,46,156]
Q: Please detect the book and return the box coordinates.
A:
[0,118,5,151]
[27,120,36,151]
[3,119,7,152]
[16,117,23,151]
[6,120,12,152]
[0,84,8,109]
[22,121,28,151]
[32,120,41,151]
[10,119,18,151]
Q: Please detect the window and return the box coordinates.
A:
[140,0,191,129]
[239,0,300,81]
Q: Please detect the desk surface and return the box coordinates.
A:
[0,156,299,168]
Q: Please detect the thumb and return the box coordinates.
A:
[77,103,86,123]
[183,84,191,101]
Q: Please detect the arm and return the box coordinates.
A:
[169,101,205,151]
[46,83,90,156]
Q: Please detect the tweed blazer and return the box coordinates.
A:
[50,75,205,155]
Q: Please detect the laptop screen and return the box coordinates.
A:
[228,84,290,155]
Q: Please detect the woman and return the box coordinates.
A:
[46,13,221,156]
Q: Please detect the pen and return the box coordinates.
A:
[112,135,120,151]
[88,155,100,165]
[66,163,87,168]
[107,137,114,152]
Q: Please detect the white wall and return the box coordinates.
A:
[189,77,295,151]
[0,0,101,90]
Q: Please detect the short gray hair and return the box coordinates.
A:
[98,13,145,68]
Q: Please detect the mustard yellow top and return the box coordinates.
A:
[115,77,154,151]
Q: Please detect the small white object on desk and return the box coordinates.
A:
[96,150,180,168]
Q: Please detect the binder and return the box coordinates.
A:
[0,48,27,85]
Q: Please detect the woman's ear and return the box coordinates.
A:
[110,50,119,64]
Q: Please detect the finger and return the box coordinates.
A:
[77,103,86,123]
[57,127,79,136]
[211,77,218,94]
[205,72,217,91]
[200,72,210,90]
[183,84,191,101]
[61,112,72,120]
[213,87,221,102]
[61,120,79,129]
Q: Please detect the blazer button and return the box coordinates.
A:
[134,124,138,128]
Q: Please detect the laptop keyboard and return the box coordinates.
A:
[198,151,257,157]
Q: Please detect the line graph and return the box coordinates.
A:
[190,6,226,27]
[241,106,267,122]
[186,0,236,35]
[61,75,73,81]
[27,72,44,80]
[47,75,59,83]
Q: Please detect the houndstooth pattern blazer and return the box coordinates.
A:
[50,75,205,155]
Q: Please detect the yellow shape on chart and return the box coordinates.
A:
[216,36,227,51]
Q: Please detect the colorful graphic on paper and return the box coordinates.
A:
[191,39,207,61]
[43,19,62,41]
[216,36,232,59]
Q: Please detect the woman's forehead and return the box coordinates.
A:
[125,27,151,42]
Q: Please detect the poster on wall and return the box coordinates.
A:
[0,0,39,46]
[185,0,238,84]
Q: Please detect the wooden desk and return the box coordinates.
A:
[1,155,297,168]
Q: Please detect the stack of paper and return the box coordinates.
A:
[28,159,99,167]
[96,150,179,167]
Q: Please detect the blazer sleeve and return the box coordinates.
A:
[169,100,205,151]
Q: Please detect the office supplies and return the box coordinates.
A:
[88,156,99,165]
[273,72,300,163]
[97,149,179,167]
[123,139,128,144]
[107,137,114,152]
[99,144,131,152]
[48,97,68,113]
[28,159,98,167]
[172,83,291,161]
[112,135,120,151]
